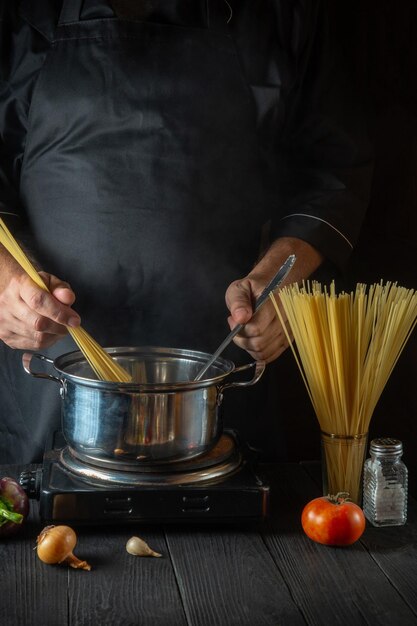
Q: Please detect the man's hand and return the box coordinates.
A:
[0,252,81,350]
[225,237,324,363]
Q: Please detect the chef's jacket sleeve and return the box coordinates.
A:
[270,0,373,270]
[0,3,50,233]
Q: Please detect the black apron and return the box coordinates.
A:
[1,0,278,463]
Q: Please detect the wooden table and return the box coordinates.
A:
[1,462,417,626]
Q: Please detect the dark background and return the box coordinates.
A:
[262,0,417,496]
[349,0,417,496]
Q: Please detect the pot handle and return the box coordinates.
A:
[22,352,62,385]
[218,360,266,396]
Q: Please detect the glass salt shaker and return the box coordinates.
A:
[363,438,408,527]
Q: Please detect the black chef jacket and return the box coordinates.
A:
[0,0,372,464]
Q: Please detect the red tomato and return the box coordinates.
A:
[301,492,366,546]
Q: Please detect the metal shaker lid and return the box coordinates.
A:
[370,438,403,455]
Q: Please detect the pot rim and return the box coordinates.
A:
[51,345,236,391]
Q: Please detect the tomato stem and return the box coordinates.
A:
[326,492,351,505]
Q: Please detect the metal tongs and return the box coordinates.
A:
[194,254,296,381]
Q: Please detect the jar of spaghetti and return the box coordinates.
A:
[363,438,408,527]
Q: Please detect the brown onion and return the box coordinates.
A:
[36,525,91,570]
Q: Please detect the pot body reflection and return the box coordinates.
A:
[23,346,265,466]
[62,379,220,465]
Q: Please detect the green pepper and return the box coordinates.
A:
[0,498,24,526]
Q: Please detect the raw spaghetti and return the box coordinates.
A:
[0,217,131,383]
[270,281,417,502]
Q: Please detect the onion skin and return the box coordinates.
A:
[36,525,91,571]
[0,477,29,537]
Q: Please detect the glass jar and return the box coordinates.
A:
[363,438,408,527]
[321,431,368,505]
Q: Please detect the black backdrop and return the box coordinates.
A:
[349,0,417,496]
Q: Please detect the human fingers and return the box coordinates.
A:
[0,300,68,348]
[228,298,275,338]
[1,273,80,349]
[0,324,65,350]
[235,334,288,363]
[231,303,293,362]
[20,274,80,329]
[225,278,254,326]
[41,273,77,306]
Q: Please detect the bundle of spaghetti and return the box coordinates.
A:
[0,217,132,383]
[269,280,417,502]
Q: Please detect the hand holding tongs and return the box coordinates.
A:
[194,254,296,381]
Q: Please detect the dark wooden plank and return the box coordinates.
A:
[261,464,417,626]
[165,524,305,626]
[67,525,187,626]
[361,510,417,614]
[0,465,69,626]
[350,475,417,617]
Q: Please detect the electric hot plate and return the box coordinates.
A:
[19,431,269,524]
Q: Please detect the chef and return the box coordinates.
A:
[0,0,371,463]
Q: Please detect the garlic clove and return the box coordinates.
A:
[126,536,162,558]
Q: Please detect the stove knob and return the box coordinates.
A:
[19,466,42,499]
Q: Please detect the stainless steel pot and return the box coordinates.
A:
[22,347,265,466]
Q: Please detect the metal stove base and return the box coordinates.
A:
[20,431,270,525]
